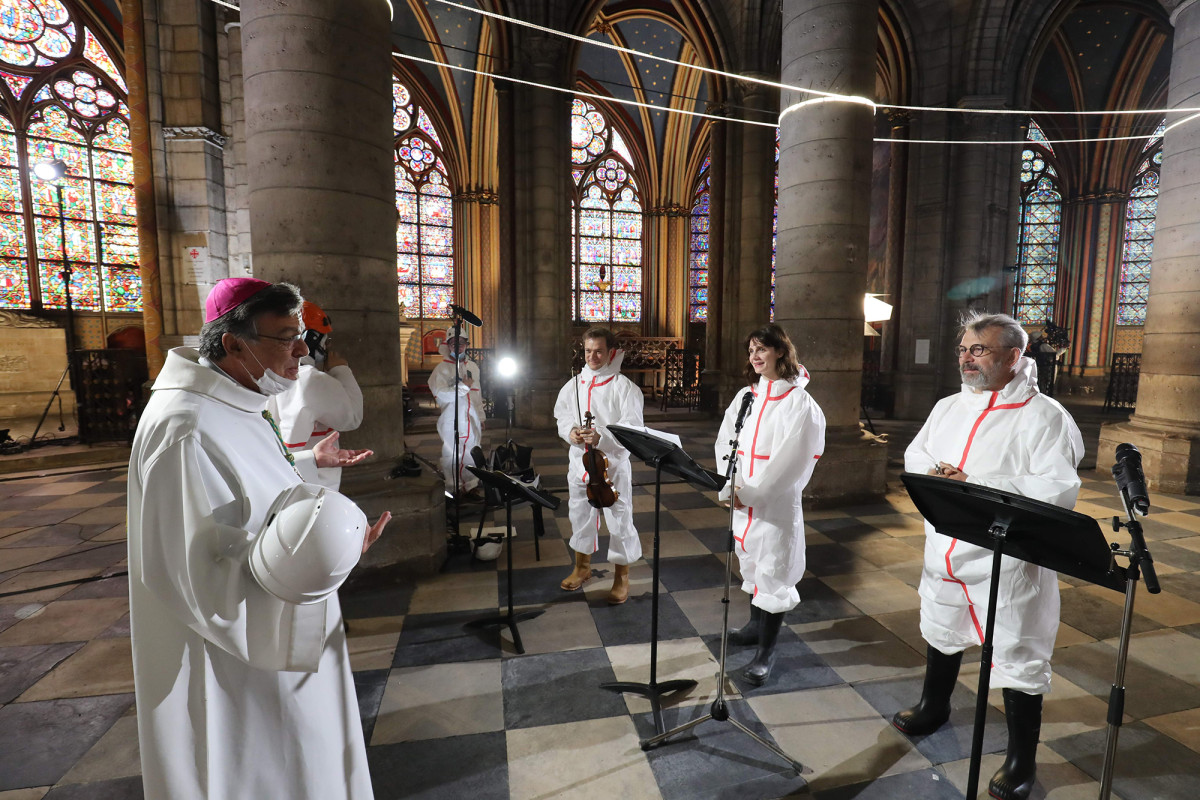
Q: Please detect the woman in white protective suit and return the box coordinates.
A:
[428,328,483,496]
[715,323,826,686]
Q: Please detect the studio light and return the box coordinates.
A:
[32,158,67,182]
[864,293,893,323]
[497,356,518,379]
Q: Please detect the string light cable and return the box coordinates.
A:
[424,0,1200,138]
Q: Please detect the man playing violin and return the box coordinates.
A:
[553,327,644,604]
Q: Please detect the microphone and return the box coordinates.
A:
[733,391,755,433]
[1112,443,1150,516]
[448,304,483,327]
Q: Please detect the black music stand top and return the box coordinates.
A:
[607,424,726,493]
[902,473,1127,593]
[467,465,561,510]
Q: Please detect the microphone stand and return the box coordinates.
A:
[1099,461,1160,799]
[639,396,804,776]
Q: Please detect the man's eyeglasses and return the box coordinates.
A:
[254,331,305,347]
[954,344,994,357]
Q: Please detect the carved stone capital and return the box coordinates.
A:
[0,309,59,328]
[162,126,228,149]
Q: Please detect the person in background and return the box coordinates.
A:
[269,300,364,490]
[428,327,482,497]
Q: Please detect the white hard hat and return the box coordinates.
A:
[473,534,503,562]
[249,483,368,605]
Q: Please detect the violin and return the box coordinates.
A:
[580,411,618,509]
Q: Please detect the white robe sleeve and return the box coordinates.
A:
[302,365,363,431]
[735,393,826,508]
[135,435,329,672]
[965,406,1084,508]
[904,404,944,475]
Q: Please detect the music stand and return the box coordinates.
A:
[600,425,723,735]
[901,473,1127,800]
[464,466,560,654]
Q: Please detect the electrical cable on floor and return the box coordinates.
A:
[0,570,129,599]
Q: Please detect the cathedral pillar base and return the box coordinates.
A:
[803,425,889,508]
[1099,418,1200,496]
[341,461,447,580]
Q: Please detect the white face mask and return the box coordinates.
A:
[240,340,297,396]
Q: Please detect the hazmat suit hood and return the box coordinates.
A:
[581,348,626,380]
[959,354,1039,407]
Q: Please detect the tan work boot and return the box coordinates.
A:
[606,564,630,605]
[560,551,592,591]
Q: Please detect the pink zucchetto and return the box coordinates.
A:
[204,277,272,323]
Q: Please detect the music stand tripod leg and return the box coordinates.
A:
[466,495,543,654]
[600,457,696,735]
[1099,560,1141,798]
[639,439,804,778]
[965,523,1008,800]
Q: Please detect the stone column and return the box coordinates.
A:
[155,0,229,345]
[122,0,164,376]
[241,0,443,575]
[498,33,572,428]
[1099,1,1200,493]
[777,0,886,503]
[220,21,251,277]
[717,79,775,407]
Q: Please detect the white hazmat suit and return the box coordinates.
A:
[127,347,372,800]
[715,370,826,614]
[268,359,363,490]
[905,356,1084,694]
[429,355,483,493]
[553,351,644,565]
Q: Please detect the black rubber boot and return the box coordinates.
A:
[728,604,764,646]
[741,611,784,686]
[988,689,1043,800]
[892,646,963,736]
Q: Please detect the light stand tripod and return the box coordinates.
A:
[637,405,805,775]
[1100,443,1160,799]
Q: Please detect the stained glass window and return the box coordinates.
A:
[688,155,710,322]
[393,75,453,319]
[1012,129,1061,326]
[0,0,139,314]
[1117,142,1162,328]
[570,98,642,323]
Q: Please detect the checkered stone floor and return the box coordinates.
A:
[2,411,1200,799]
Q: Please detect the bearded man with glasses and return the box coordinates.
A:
[892,311,1084,800]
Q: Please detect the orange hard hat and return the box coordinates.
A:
[302,301,332,334]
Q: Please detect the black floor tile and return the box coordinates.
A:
[501,647,628,729]
[704,628,841,698]
[634,700,808,800]
[813,768,963,800]
[392,609,504,668]
[1058,588,1160,641]
[657,554,728,592]
[787,579,861,624]
[339,581,416,619]
[353,668,389,744]
[804,543,864,577]
[504,563,593,607]
[853,675,1007,766]
[1052,641,1200,720]
[0,693,134,790]
[1049,721,1200,800]
[589,591,697,647]
[0,642,83,703]
[366,731,508,800]
[42,776,145,799]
